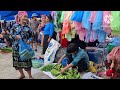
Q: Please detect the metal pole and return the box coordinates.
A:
[0,15,1,28]
[0,15,3,30]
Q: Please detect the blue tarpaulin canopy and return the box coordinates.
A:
[32,11,51,16]
[0,11,51,20]
[1,15,15,21]
[0,11,18,17]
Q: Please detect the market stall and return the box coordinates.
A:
[0,11,120,79]
[40,11,120,79]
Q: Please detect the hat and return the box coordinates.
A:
[31,13,38,18]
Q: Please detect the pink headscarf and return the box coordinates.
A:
[16,11,28,24]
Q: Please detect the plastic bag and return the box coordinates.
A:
[19,38,35,61]
[44,39,61,65]
[32,59,44,68]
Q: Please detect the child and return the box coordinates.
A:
[57,43,90,73]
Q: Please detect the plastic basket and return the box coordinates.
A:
[32,59,44,68]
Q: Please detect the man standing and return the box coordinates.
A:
[30,13,40,51]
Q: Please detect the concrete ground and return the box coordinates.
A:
[0,46,51,79]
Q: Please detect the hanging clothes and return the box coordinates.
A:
[71,28,76,39]
[72,21,86,41]
[82,11,92,31]
[62,21,71,34]
[56,11,63,30]
[60,11,65,23]
[62,11,73,35]
[103,11,112,35]
[51,11,56,20]
[111,11,120,32]
[53,11,57,29]
[93,30,98,42]
[85,30,96,43]
[71,11,84,22]
[65,28,77,41]
[64,11,73,21]
[90,30,95,42]
[73,21,82,31]
[97,30,107,43]
[54,11,62,32]
[65,33,72,41]
[65,21,76,41]
[89,11,96,24]
[85,30,91,43]
[77,28,86,41]
[92,11,103,31]
[91,11,107,43]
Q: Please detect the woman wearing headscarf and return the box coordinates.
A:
[10,11,34,79]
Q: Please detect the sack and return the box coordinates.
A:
[44,39,61,65]
[19,38,35,61]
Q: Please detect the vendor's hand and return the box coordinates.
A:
[57,62,61,65]
[61,68,65,74]
[110,63,114,69]
[16,35,20,40]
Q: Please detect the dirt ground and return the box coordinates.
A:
[0,46,51,79]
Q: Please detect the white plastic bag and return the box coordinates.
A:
[81,72,103,79]
[44,39,61,65]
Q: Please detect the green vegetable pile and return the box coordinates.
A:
[40,64,55,71]
[1,47,12,53]
[51,64,81,79]
[41,64,81,79]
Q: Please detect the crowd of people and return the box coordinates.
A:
[0,11,120,79]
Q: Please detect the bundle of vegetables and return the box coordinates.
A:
[40,64,55,71]
[1,47,12,53]
[40,64,81,79]
[51,64,81,79]
[53,64,64,71]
